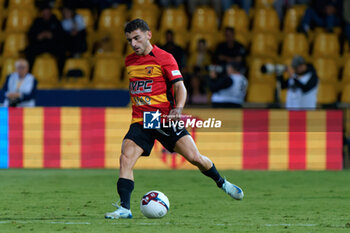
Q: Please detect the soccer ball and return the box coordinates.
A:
[140,191,170,218]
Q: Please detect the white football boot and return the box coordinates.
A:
[105,202,133,219]
[221,179,244,200]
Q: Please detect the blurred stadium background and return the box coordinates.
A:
[0,0,349,169]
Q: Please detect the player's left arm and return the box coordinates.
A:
[168,81,187,121]
[163,53,187,121]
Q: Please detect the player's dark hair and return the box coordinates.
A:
[124,18,150,33]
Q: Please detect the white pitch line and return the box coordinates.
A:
[0,221,91,225]
[49,221,91,225]
[0,220,343,228]
[265,223,317,227]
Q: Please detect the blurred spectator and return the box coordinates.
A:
[299,0,343,33]
[187,73,209,105]
[35,0,55,8]
[160,30,186,70]
[158,0,184,8]
[277,55,319,109]
[61,6,87,57]
[89,0,130,12]
[62,0,95,9]
[273,0,311,21]
[344,0,350,47]
[94,36,114,54]
[187,0,221,16]
[209,62,247,108]
[188,38,212,73]
[2,59,37,107]
[214,27,246,71]
[25,5,65,75]
[221,0,253,14]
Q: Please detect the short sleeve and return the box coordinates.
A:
[162,54,183,84]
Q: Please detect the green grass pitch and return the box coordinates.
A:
[0,169,350,233]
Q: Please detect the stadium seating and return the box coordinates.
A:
[0,0,4,24]
[191,7,218,34]
[76,9,94,33]
[312,33,340,58]
[130,7,159,42]
[341,84,350,103]
[0,0,346,100]
[255,0,275,8]
[313,58,339,84]
[98,7,127,35]
[343,41,350,56]
[129,3,160,28]
[248,57,276,86]
[2,33,27,58]
[250,33,278,58]
[1,58,16,83]
[53,0,63,8]
[160,7,188,32]
[317,83,337,104]
[221,7,249,34]
[95,36,125,57]
[220,7,250,46]
[252,8,280,34]
[131,1,160,16]
[279,89,287,103]
[93,57,122,88]
[130,8,158,32]
[5,8,34,33]
[341,58,350,84]
[187,52,211,72]
[232,32,250,48]
[283,5,307,33]
[32,55,59,88]
[63,58,90,77]
[8,0,35,9]
[125,44,135,56]
[62,58,91,89]
[159,7,188,47]
[247,83,275,103]
[281,33,309,59]
[52,8,62,20]
[158,31,188,49]
[188,32,218,53]
[133,0,155,6]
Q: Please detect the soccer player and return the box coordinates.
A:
[105,19,244,219]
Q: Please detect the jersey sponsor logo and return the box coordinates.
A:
[143,110,161,129]
[133,96,151,106]
[126,65,162,78]
[171,70,181,76]
[131,93,168,106]
[130,80,153,94]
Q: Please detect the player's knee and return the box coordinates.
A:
[188,152,203,166]
[119,153,132,168]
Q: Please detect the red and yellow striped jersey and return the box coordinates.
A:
[125,45,183,124]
